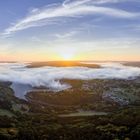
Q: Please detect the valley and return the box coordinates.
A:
[0,76,140,139]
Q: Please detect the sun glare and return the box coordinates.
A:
[56,47,77,60]
[61,53,74,60]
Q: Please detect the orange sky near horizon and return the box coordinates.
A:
[0,51,140,62]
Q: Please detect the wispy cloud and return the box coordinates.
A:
[54,31,79,40]
[2,0,139,36]
[90,0,140,4]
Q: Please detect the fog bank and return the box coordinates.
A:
[0,62,140,98]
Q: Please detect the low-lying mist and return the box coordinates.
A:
[0,62,140,92]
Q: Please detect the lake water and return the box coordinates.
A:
[59,111,108,117]
[11,83,32,99]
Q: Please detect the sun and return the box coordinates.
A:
[57,47,77,60]
[61,53,75,60]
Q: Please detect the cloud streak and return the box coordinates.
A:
[3,0,139,35]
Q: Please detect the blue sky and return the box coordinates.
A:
[0,0,140,61]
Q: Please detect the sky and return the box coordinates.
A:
[0,0,140,61]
